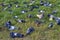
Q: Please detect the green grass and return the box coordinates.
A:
[0,0,60,40]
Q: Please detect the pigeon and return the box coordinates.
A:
[5,21,11,27]
[10,32,24,38]
[27,14,33,18]
[47,14,54,21]
[37,13,44,19]
[17,19,26,23]
[40,1,44,6]
[21,10,28,14]
[14,16,18,18]
[48,22,53,28]
[55,17,60,25]
[26,27,34,35]
[9,26,16,31]
[8,4,12,8]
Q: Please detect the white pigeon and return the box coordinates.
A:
[37,14,44,19]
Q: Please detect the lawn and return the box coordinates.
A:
[0,0,60,40]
